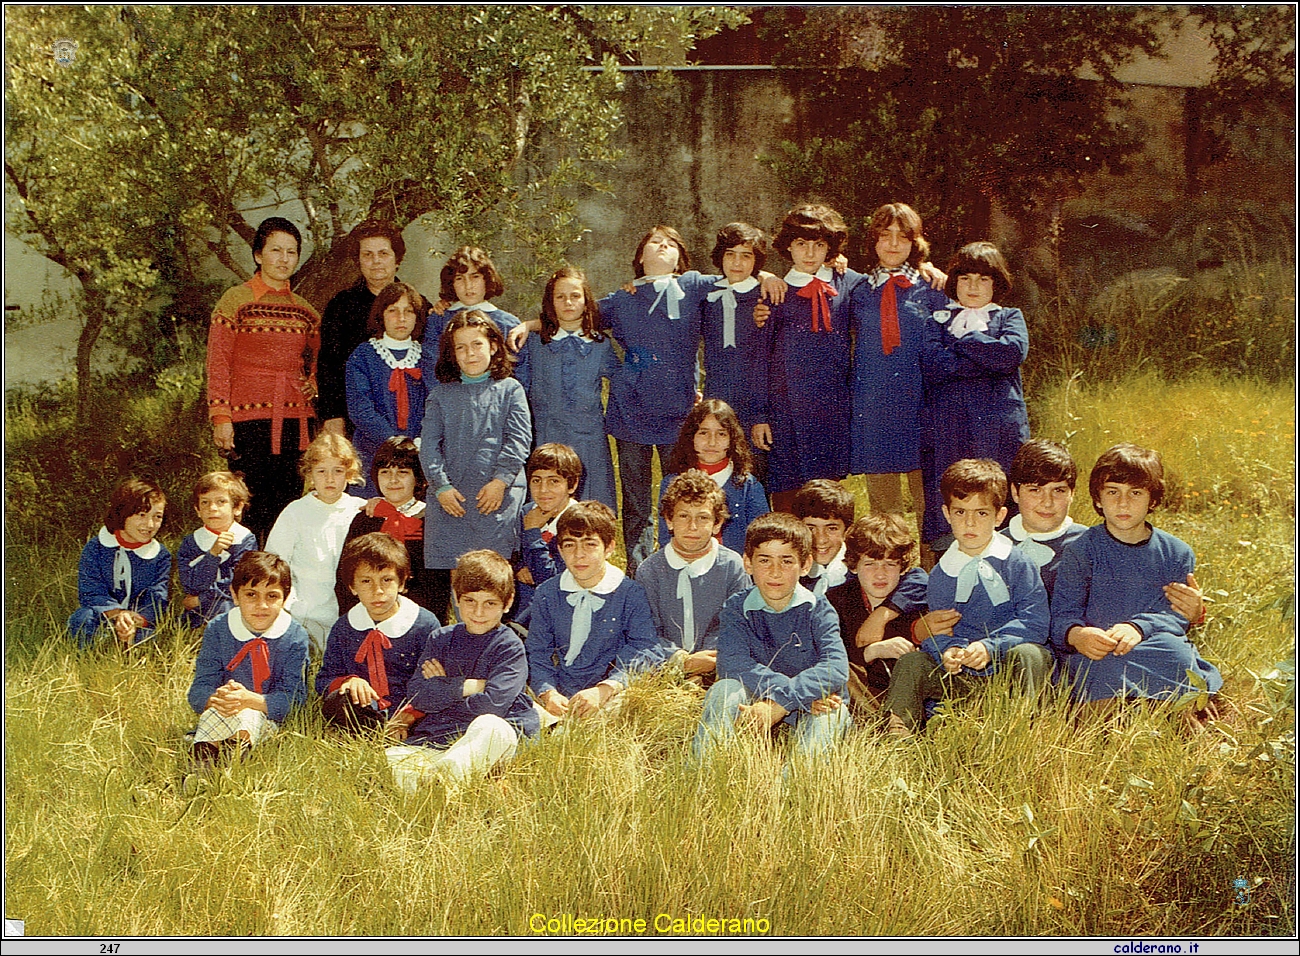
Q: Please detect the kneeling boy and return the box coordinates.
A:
[692,513,851,761]
[318,533,439,733]
[386,549,539,790]
[526,501,667,720]
[636,470,749,680]
[883,459,1050,735]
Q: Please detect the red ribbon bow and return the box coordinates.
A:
[355,628,392,705]
[388,366,423,430]
[228,638,270,694]
[796,278,838,333]
[880,273,912,356]
[375,500,422,542]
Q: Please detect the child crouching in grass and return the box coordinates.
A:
[386,550,538,791]
[187,551,309,766]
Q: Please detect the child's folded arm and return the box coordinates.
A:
[980,556,1050,661]
[1048,546,1092,654]
[344,353,401,447]
[950,310,1029,374]
[417,394,451,491]
[715,601,795,706]
[883,567,930,616]
[263,632,310,723]
[520,526,560,586]
[461,637,529,717]
[133,548,172,625]
[187,629,228,715]
[523,595,563,699]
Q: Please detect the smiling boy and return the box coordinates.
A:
[692,512,851,762]
[881,459,1049,736]
[525,501,668,721]
[179,471,257,628]
[793,479,856,597]
[514,443,583,617]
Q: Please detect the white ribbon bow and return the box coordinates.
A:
[564,589,607,666]
[636,275,685,320]
[1014,537,1057,569]
[953,557,1011,606]
[949,305,996,339]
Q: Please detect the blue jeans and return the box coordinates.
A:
[691,678,851,763]
[615,438,674,574]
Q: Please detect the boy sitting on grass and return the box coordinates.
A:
[636,470,749,682]
[317,533,439,734]
[793,479,855,597]
[386,549,539,790]
[692,513,850,762]
[525,501,667,722]
[826,513,929,708]
[882,459,1050,737]
[514,443,582,618]
[1050,443,1222,719]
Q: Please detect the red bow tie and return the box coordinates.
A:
[388,366,423,430]
[355,628,393,707]
[228,637,270,694]
[880,273,913,356]
[796,278,838,333]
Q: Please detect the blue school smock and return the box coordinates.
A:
[419,375,532,569]
[600,272,711,447]
[514,330,619,509]
[920,303,1031,541]
[344,337,428,471]
[1005,515,1089,599]
[316,596,438,712]
[68,528,172,645]
[187,608,309,724]
[700,275,765,432]
[849,265,950,475]
[1049,524,1223,702]
[177,522,257,628]
[422,302,521,360]
[753,267,865,494]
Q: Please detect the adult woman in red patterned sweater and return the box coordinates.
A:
[207,217,321,546]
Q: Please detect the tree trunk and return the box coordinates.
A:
[75,286,108,426]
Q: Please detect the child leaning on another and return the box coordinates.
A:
[318,533,440,734]
[386,549,539,791]
[68,478,172,649]
[264,432,367,651]
[186,551,309,765]
[525,501,668,722]
[178,471,256,629]
[1050,444,1222,716]
[514,443,583,619]
[882,459,1050,736]
[638,470,750,682]
[692,513,851,763]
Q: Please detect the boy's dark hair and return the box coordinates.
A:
[556,500,618,549]
[434,309,516,383]
[866,203,930,268]
[1089,443,1166,515]
[661,470,729,526]
[231,551,291,594]
[944,241,1013,301]
[526,443,582,490]
[371,436,428,500]
[843,513,916,571]
[366,280,428,340]
[710,222,769,275]
[299,432,365,485]
[539,266,605,343]
[744,512,813,564]
[940,459,1009,510]
[1009,438,1078,490]
[105,478,167,533]
[192,471,250,513]
[666,398,755,485]
[339,532,411,589]
[252,216,301,257]
[439,245,505,303]
[632,226,690,278]
[773,203,848,260]
[452,549,515,607]
[351,220,406,264]
[791,479,855,526]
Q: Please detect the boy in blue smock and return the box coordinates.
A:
[882,459,1050,736]
[525,501,668,722]
[514,443,582,618]
[692,513,851,762]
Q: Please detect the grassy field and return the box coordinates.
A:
[4,369,1295,937]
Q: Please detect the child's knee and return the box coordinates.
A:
[1006,643,1053,692]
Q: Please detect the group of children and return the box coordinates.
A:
[67,201,1224,787]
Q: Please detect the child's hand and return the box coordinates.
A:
[759,274,787,305]
[683,649,717,676]
[208,680,259,717]
[299,374,318,402]
[384,713,413,742]
[1106,623,1143,657]
[340,676,379,706]
[540,689,569,717]
[830,253,848,274]
[809,693,843,716]
[569,684,614,719]
[959,640,991,671]
[737,699,786,731]
[1164,572,1205,624]
[209,530,235,556]
[438,487,466,517]
[753,301,771,328]
[750,423,773,452]
[516,567,535,585]
[364,496,384,518]
[422,657,447,679]
[431,298,450,316]
[476,478,506,514]
[522,506,552,530]
[1068,626,1118,661]
[462,678,487,697]
[506,323,530,352]
[913,608,960,643]
[182,595,201,612]
[622,279,637,295]
[863,636,915,663]
[919,261,947,290]
[111,611,138,646]
[941,646,965,675]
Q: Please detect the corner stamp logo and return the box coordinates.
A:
[53,39,78,66]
